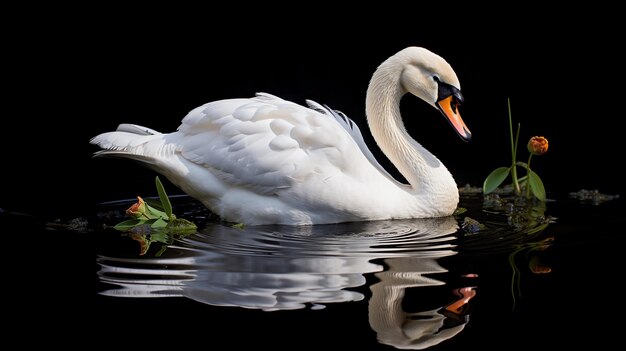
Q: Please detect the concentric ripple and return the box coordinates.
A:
[98,214,459,311]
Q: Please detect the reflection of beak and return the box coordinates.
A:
[444,286,476,314]
[437,96,472,142]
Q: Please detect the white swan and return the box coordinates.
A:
[91,47,471,225]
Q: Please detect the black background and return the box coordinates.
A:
[2,7,625,349]
[3,8,623,217]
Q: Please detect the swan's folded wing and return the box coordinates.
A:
[174,94,363,195]
[306,99,402,186]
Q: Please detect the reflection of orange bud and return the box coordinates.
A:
[529,256,552,274]
[527,136,549,155]
[461,273,479,278]
[130,233,150,256]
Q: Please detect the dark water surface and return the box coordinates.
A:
[5,190,623,349]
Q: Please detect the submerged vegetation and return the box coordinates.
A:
[569,189,620,205]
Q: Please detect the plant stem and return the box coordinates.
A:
[526,154,534,198]
[508,99,521,194]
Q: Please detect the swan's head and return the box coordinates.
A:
[395,47,471,142]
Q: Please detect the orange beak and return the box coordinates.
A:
[437,95,471,142]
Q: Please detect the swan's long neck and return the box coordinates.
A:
[365,63,456,197]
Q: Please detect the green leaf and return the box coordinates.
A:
[528,170,546,201]
[113,219,147,231]
[145,217,169,228]
[483,167,511,194]
[453,207,468,215]
[145,198,165,211]
[155,176,173,221]
[145,203,169,220]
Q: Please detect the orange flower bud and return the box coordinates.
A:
[527,136,548,155]
[126,196,147,218]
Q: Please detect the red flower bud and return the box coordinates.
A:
[527,136,548,155]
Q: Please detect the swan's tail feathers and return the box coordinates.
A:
[115,123,162,136]
[90,125,173,166]
[92,149,156,165]
[323,105,355,131]
[305,99,327,114]
[254,92,284,102]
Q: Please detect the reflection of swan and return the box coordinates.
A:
[99,217,458,312]
[91,47,470,225]
[99,217,477,348]
[369,258,475,349]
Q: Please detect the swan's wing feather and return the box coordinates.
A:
[175,94,362,195]
[305,99,402,185]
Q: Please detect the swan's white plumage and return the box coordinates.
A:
[91,47,468,225]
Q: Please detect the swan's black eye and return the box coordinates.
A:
[433,75,441,82]
[436,80,463,104]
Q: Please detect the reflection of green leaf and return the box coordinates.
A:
[527,200,546,218]
[114,219,146,231]
[526,222,549,235]
[126,222,195,257]
[483,167,511,194]
[528,170,546,201]
[155,176,173,220]
[149,231,171,244]
[155,245,168,257]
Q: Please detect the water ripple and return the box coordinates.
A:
[95,194,555,349]
[98,216,459,311]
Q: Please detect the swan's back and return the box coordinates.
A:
[176,93,372,192]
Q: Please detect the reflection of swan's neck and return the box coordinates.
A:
[369,257,465,350]
[366,64,456,198]
[369,257,447,323]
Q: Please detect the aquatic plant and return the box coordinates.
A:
[114,176,196,230]
[483,99,548,201]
